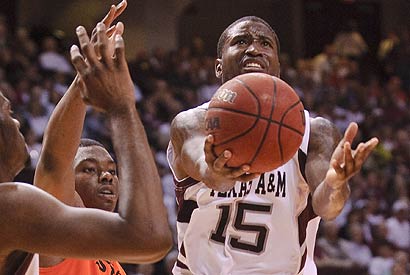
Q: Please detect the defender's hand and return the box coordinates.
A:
[70,23,135,113]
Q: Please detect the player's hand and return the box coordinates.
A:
[324,122,379,189]
[90,0,127,58]
[70,23,135,113]
[203,135,260,191]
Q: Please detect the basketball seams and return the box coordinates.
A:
[206,73,305,172]
[236,78,273,166]
[279,101,305,136]
[207,107,304,136]
[273,77,285,162]
[212,78,261,147]
[249,76,277,165]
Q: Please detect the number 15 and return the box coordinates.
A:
[210,202,272,254]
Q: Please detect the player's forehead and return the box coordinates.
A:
[74,146,115,167]
[226,20,275,41]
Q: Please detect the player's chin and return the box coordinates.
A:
[101,201,117,212]
[97,197,118,212]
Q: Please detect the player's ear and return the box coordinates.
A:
[215,59,222,79]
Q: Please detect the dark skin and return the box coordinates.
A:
[0,15,172,275]
[170,19,379,221]
[73,146,119,212]
[34,2,124,267]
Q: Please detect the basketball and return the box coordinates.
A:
[205,72,305,173]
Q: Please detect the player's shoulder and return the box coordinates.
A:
[171,103,208,132]
[309,116,335,134]
[308,116,341,153]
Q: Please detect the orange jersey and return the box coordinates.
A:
[40,258,126,275]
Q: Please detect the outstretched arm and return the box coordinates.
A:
[0,22,171,265]
[71,23,172,261]
[307,118,378,220]
[170,108,259,192]
[0,182,162,263]
[33,77,85,205]
[34,0,127,205]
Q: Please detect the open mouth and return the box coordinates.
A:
[244,62,263,69]
[98,187,117,200]
[242,60,266,72]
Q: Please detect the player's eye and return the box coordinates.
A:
[234,38,247,45]
[108,169,117,176]
[84,167,97,174]
[261,40,272,47]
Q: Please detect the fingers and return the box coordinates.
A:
[352,137,379,166]
[204,135,217,165]
[213,150,231,170]
[331,159,344,176]
[114,0,127,18]
[101,5,116,27]
[101,0,127,27]
[115,22,125,36]
[76,26,98,66]
[343,122,358,144]
[333,136,379,181]
[113,34,126,68]
[96,23,111,66]
[70,45,88,75]
[343,142,354,173]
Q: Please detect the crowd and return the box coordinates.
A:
[0,13,409,275]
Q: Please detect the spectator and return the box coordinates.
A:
[368,241,395,275]
[340,222,373,267]
[38,36,73,75]
[386,200,410,251]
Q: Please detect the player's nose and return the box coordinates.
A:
[100,171,114,184]
[245,42,262,56]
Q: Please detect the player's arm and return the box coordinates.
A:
[33,1,127,205]
[33,77,84,204]
[306,118,378,220]
[170,109,259,192]
[70,23,173,261]
[0,183,167,263]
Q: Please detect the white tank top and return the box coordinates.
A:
[167,105,319,275]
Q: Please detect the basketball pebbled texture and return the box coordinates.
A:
[205,72,305,173]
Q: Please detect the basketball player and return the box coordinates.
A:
[34,2,140,274]
[167,16,379,274]
[0,18,172,275]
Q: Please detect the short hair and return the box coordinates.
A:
[217,16,280,58]
[79,138,105,148]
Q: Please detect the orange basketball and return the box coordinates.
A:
[205,72,305,173]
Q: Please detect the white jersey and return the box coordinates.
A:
[167,104,319,275]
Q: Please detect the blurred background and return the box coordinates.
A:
[0,0,409,274]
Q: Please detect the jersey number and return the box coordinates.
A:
[210,202,272,254]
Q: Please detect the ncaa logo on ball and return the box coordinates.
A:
[216,88,237,103]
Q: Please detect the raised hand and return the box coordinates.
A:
[325,122,379,189]
[91,0,127,58]
[203,135,260,191]
[70,23,135,113]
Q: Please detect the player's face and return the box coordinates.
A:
[0,92,29,179]
[74,145,119,212]
[216,20,280,83]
